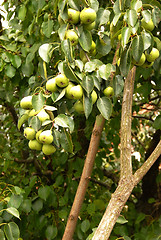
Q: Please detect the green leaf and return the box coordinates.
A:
[58,24,67,41]
[11,55,22,68]
[113,75,124,96]
[82,76,94,94]
[135,212,145,224]
[88,0,99,11]
[81,219,90,233]
[53,129,61,148]
[127,9,138,27]
[79,29,92,52]
[116,215,128,224]
[98,64,112,80]
[45,225,57,240]
[5,65,16,78]
[29,116,41,132]
[21,62,34,77]
[121,27,131,48]
[60,129,73,153]
[26,52,35,64]
[141,30,152,51]
[54,114,74,130]
[6,207,20,219]
[32,199,43,213]
[63,62,80,83]
[4,222,20,240]
[18,114,28,130]
[152,6,161,26]
[113,0,121,14]
[120,48,131,77]
[61,39,73,63]
[54,89,66,102]
[131,0,142,12]
[153,115,161,129]
[85,59,103,73]
[142,10,151,23]
[68,0,81,10]
[18,5,27,21]
[96,35,111,56]
[41,19,53,38]
[38,186,50,201]
[32,92,45,111]
[58,209,68,219]
[97,97,112,120]
[84,96,93,119]
[21,199,32,213]
[38,43,52,63]
[0,230,5,240]
[132,35,144,62]
[97,8,110,26]
[8,194,23,209]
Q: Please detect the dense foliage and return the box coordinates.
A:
[0,0,161,239]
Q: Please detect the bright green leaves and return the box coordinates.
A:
[97,97,112,120]
[121,27,131,49]
[127,9,138,27]
[79,29,92,52]
[39,44,53,63]
[41,18,54,38]
[120,48,131,77]
[97,8,110,26]
[54,114,74,133]
[132,35,144,62]
[4,222,20,240]
[61,39,73,63]
[6,207,20,220]
[81,219,90,233]
[18,5,27,21]
[60,129,73,153]
[82,76,94,95]
[98,64,112,80]
[32,92,45,111]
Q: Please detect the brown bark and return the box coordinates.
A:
[62,115,105,240]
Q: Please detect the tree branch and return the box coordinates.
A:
[62,115,105,240]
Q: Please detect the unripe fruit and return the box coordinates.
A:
[36,130,43,143]
[37,109,50,122]
[133,53,146,66]
[28,139,42,150]
[80,8,96,25]
[65,82,75,99]
[46,78,58,92]
[141,18,154,31]
[91,90,97,104]
[142,61,154,68]
[145,48,159,62]
[65,30,78,46]
[74,101,84,114]
[39,130,53,144]
[24,127,36,140]
[20,96,32,109]
[103,86,114,98]
[69,85,83,99]
[28,109,36,117]
[55,74,69,88]
[84,21,96,30]
[42,144,56,155]
[68,8,80,24]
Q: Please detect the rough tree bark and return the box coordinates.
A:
[62,114,105,240]
[92,66,161,239]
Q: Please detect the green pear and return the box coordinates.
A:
[84,21,96,30]
[24,127,36,140]
[74,101,84,114]
[55,74,69,88]
[65,82,75,99]
[141,18,154,31]
[28,139,42,150]
[80,8,96,25]
[133,53,146,66]
[46,78,58,92]
[68,8,80,24]
[69,85,83,99]
[28,109,36,117]
[145,48,159,62]
[36,130,43,143]
[89,41,96,55]
[42,144,56,155]
[65,29,79,46]
[103,86,114,98]
[142,61,154,68]
[91,90,97,104]
[39,130,53,144]
[37,109,50,122]
[20,96,32,109]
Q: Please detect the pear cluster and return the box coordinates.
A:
[117,16,160,68]
[58,6,97,61]
[20,96,56,155]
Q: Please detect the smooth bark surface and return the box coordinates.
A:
[62,115,105,240]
